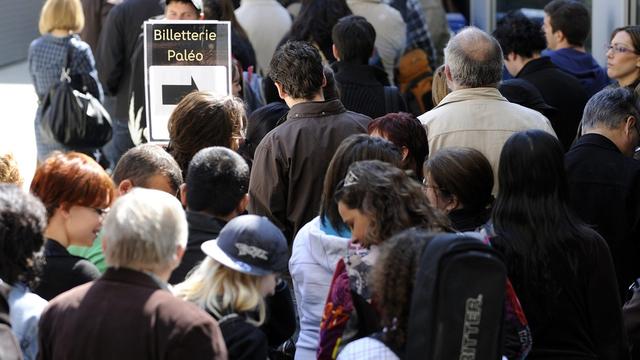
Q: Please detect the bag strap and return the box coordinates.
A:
[60,40,73,83]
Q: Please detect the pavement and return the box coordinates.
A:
[0,60,38,189]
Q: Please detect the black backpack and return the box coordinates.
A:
[404,233,506,360]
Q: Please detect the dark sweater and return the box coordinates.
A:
[169,211,227,285]
[331,61,406,119]
[516,57,589,151]
[542,48,611,97]
[34,239,100,301]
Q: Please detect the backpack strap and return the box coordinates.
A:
[383,86,400,114]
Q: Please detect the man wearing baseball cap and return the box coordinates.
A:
[174,215,296,360]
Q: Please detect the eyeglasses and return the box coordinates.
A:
[606,44,639,55]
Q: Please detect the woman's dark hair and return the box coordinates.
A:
[372,228,433,352]
[320,135,402,234]
[368,113,429,180]
[491,129,594,325]
[239,102,289,163]
[611,25,640,53]
[424,147,494,211]
[167,92,245,177]
[286,0,352,62]
[0,184,47,288]
[323,65,339,101]
[202,0,249,40]
[335,160,450,245]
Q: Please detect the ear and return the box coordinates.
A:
[321,72,327,88]
[236,193,250,215]
[444,194,460,213]
[400,146,409,161]
[199,13,204,20]
[58,204,71,219]
[170,244,186,271]
[101,236,108,254]
[444,64,453,82]
[332,44,340,61]
[179,183,188,208]
[117,179,133,196]
[274,81,287,100]
[554,30,565,45]
[506,52,517,62]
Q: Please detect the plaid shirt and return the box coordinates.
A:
[383,0,436,64]
[28,34,102,102]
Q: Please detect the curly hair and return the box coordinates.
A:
[493,11,547,58]
[372,228,433,351]
[0,153,22,185]
[167,92,245,178]
[335,160,450,246]
[0,184,47,288]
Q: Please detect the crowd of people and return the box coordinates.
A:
[3,0,640,358]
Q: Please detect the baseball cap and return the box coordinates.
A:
[201,215,288,276]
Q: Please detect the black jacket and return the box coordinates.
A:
[565,134,640,298]
[248,99,371,242]
[169,211,227,285]
[34,239,100,301]
[516,57,589,151]
[96,0,162,120]
[210,280,296,360]
[331,61,406,119]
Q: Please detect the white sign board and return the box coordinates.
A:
[144,20,232,143]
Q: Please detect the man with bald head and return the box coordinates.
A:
[418,27,556,193]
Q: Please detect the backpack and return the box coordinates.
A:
[395,48,434,116]
[404,233,506,360]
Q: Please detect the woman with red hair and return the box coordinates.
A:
[30,152,115,300]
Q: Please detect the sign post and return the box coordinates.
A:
[144,20,232,143]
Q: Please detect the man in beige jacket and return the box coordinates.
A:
[418,27,556,194]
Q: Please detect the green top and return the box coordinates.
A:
[67,233,107,273]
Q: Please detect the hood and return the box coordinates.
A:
[542,48,608,81]
[291,217,350,273]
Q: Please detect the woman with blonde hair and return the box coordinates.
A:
[174,215,295,360]
[29,0,103,162]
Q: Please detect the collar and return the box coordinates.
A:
[101,267,169,291]
[572,133,623,154]
[434,87,507,109]
[332,62,389,86]
[287,99,347,121]
[516,56,556,78]
[44,238,70,256]
[187,210,228,235]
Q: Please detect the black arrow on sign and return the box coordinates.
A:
[162,77,199,105]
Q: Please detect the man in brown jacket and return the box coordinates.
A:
[37,188,227,360]
[249,41,371,243]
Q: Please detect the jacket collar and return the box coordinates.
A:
[516,56,555,78]
[287,99,347,121]
[187,210,227,236]
[435,87,507,109]
[572,133,623,154]
[44,238,70,257]
[101,267,168,291]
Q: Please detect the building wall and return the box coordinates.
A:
[0,0,41,66]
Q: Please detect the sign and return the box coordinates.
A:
[144,20,232,142]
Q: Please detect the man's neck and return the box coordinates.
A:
[285,93,325,108]
[553,42,586,53]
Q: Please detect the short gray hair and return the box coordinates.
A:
[582,87,640,130]
[103,188,188,271]
[444,27,504,88]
